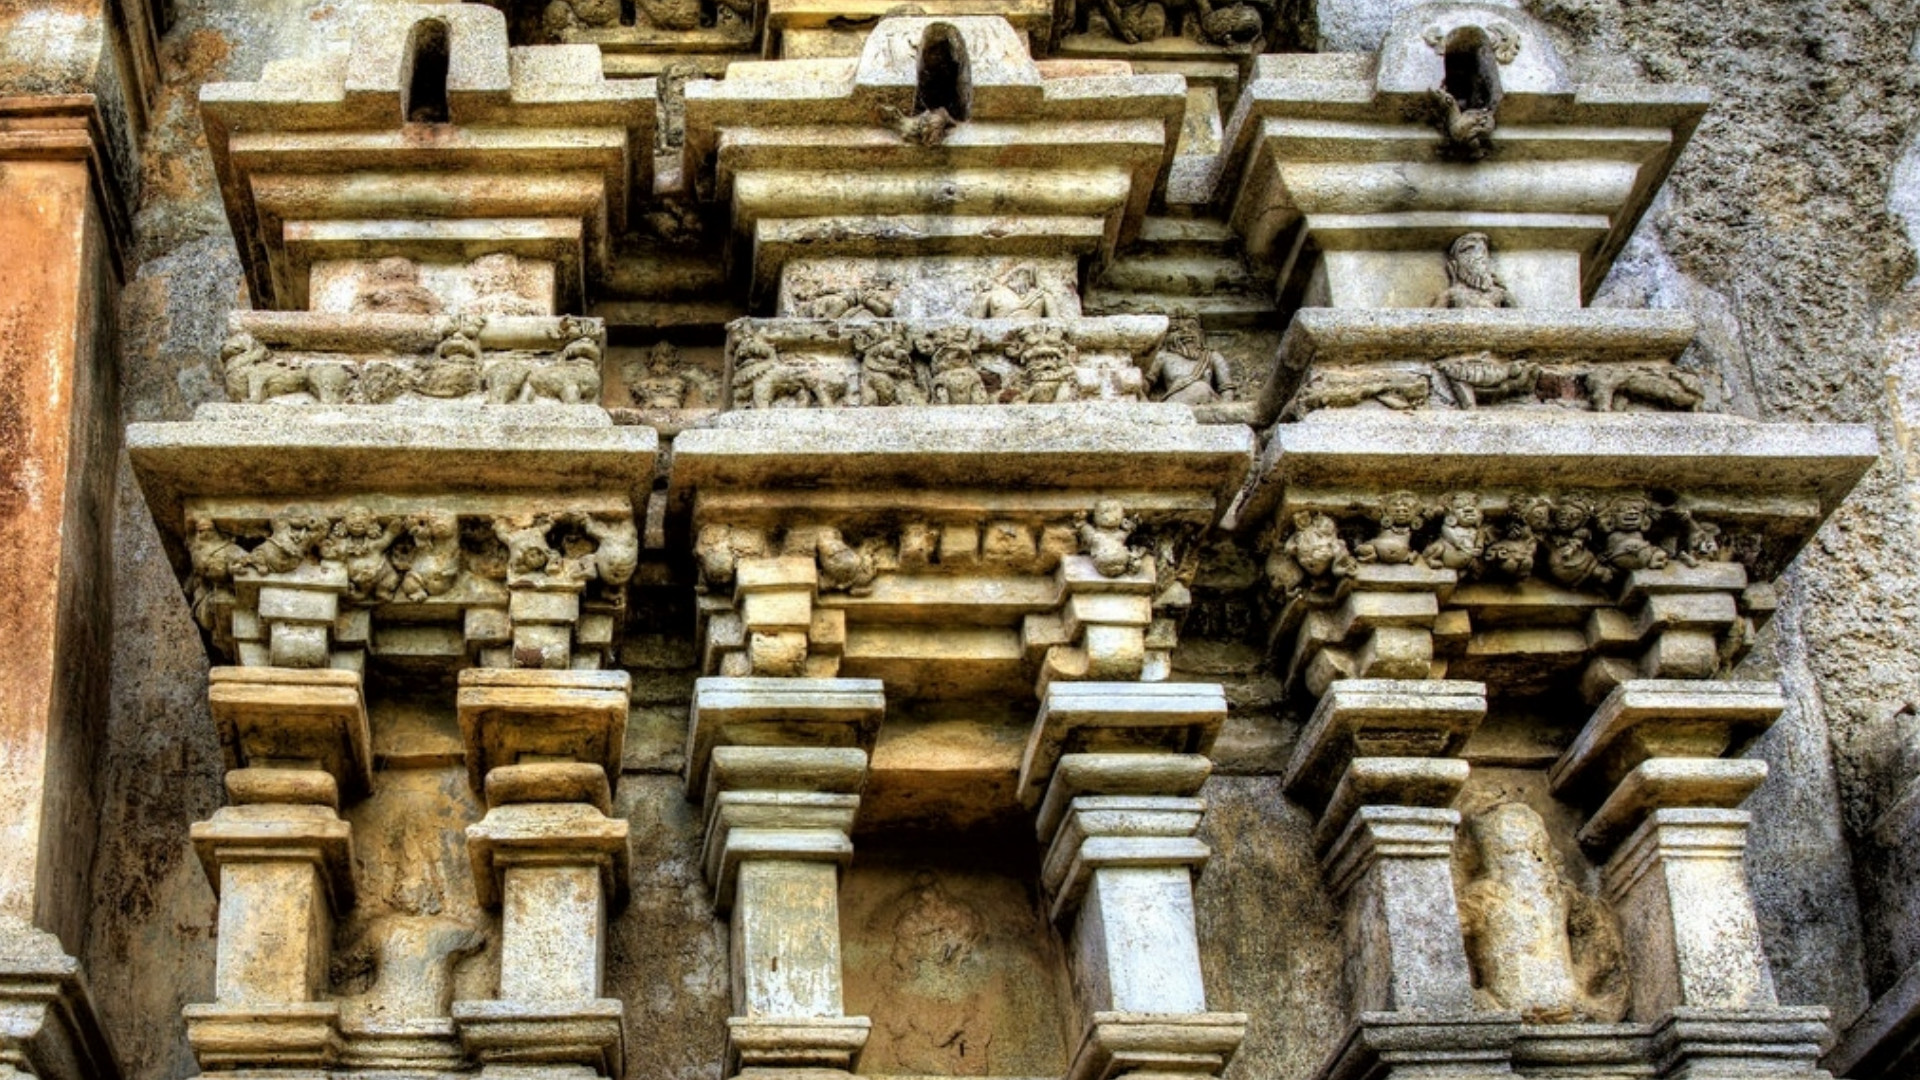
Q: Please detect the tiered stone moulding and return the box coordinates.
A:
[453,668,634,1080]
[184,667,369,1072]
[199,3,655,311]
[688,677,886,1076]
[1026,682,1247,1080]
[682,16,1185,298]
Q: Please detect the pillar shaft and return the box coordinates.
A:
[1325,805,1476,1015]
[1604,808,1777,1021]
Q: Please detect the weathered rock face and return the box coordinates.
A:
[0,0,1906,1077]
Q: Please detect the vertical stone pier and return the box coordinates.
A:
[1552,680,1831,1077]
[183,667,373,1072]
[452,669,634,1079]
[1019,682,1247,1080]
[1281,679,1517,1079]
[688,677,886,1077]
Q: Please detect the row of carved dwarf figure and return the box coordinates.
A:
[220,322,603,406]
[1265,489,1735,598]
[185,507,639,626]
[696,499,1189,592]
[728,318,1234,409]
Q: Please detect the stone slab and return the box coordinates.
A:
[685,677,886,796]
[456,668,632,794]
[1550,679,1785,803]
[1234,410,1875,534]
[208,666,373,799]
[452,997,626,1080]
[1578,757,1769,852]
[671,403,1255,520]
[1280,679,1485,812]
[1063,1010,1249,1080]
[1018,682,1227,807]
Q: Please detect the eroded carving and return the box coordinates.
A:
[623,341,719,409]
[1459,804,1627,1024]
[353,257,444,316]
[1263,511,1358,600]
[1078,499,1144,578]
[854,325,928,406]
[971,265,1066,321]
[1264,490,1745,596]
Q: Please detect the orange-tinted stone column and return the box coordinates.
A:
[0,96,129,1080]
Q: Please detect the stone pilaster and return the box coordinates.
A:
[688,677,885,1077]
[1020,682,1247,1080]
[184,667,372,1071]
[1283,679,1516,1080]
[1552,679,1830,1078]
[0,93,143,1080]
[451,668,633,1080]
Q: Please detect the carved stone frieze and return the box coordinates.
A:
[218,312,608,408]
[1258,487,1775,698]
[184,498,637,672]
[721,315,1170,409]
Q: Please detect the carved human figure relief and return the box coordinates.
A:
[1354,491,1424,565]
[1079,499,1143,577]
[1459,803,1627,1024]
[970,265,1061,320]
[1434,233,1515,309]
[1146,317,1236,405]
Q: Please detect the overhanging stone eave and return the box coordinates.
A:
[668,402,1256,523]
[128,409,658,579]
[1227,410,1878,542]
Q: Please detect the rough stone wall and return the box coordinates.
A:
[86,0,1920,1078]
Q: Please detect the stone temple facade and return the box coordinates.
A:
[7,0,1920,1078]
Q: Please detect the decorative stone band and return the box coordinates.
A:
[1063,1012,1250,1080]
[721,315,1169,410]
[181,496,638,673]
[216,311,607,408]
[1255,307,1709,422]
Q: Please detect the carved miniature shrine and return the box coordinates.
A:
[0,0,1893,1077]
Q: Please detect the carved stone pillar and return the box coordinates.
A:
[451,669,632,1079]
[183,666,372,1071]
[688,677,885,1077]
[1551,679,1830,1078]
[1281,679,1518,1080]
[1017,682,1246,1080]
